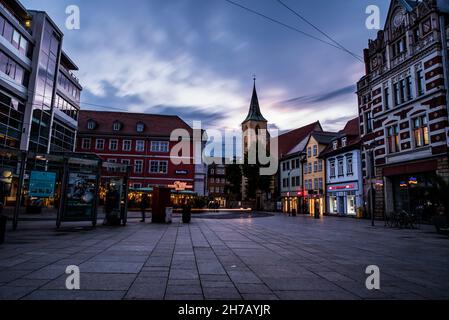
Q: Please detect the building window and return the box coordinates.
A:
[291,159,296,169]
[318,178,323,190]
[314,178,318,190]
[95,139,104,150]
[391,37,406,58]
[122,140,131,151]
[113,121,122,131]
[150,160,168,174]
[399,79,406,104]
[107,159,117,172]
[312,145,318,156]
[393,82,400,106]
[341,137,347,147]
[121,159,130,173]
[307,147,311,158]
[134,160,143,174]
[136,122,145,133]
[295,159,300,168]
[406,75,413,101]
[330,161,336,178]
[81,138,91,150]
[337,158,344,177]
[133,183,142,189]
[387,125,400,153]
[365,112,373,133]
[416,69,425,96]
[333,141,338,150]
[346,156,353,175]
[313,161,318,173]
[109,139,118,151]
[318,160,323,172]
[136,140,145,152]
[308,163,313,174]
[151,141,169,152]
[87,120,96,130]
[412,115,429,148]
[384,85,390,110]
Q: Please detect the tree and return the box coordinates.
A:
[241,152,273,200]
[225,162,242,201]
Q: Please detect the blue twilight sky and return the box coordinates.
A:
[22,0,390,132]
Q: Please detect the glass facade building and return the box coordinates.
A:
[0,0,82,154]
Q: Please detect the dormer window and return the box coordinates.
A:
[87,119,96,130]
[136,122,145,133]
[113,121,123,131]
[341,137,347,147]
[333,141,338,150]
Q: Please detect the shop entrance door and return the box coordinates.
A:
[338,196,345,215]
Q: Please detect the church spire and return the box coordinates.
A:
[242,76,267,123]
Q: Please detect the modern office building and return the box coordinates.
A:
[0,0,82,153]
[357,0,449,221]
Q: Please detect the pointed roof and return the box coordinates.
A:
[274,121,322,158]
[242,79,267,123]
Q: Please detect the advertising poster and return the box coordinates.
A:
[64,172,97,220]
[29,171,56,198]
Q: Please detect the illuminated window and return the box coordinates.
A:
[412,115,429,148]
[387,125,400,153]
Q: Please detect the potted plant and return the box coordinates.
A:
[182,203,191,224]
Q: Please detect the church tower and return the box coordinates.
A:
[241,77,269,203]
[242,77,268,155]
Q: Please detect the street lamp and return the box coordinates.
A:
[299,153,307,215]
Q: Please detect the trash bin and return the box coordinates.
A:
[165,207,173,224]
[182,205,192,224]
[314,211,320,219]
[0,215,7,245]
[292,209,297,217]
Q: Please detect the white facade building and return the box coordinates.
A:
[321,118,363,216]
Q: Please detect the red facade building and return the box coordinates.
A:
[76,110,195,193]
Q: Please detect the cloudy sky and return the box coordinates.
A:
[22,0,390,132]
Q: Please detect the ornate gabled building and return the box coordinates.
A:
[357,0,449,221]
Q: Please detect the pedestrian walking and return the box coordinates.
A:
[140,194,149,222]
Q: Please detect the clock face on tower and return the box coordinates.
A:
[393,9,405,28]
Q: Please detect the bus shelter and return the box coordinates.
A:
[0,148,129,229]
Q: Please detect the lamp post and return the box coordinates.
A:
[300,153,307,215]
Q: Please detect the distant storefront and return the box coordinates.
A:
[327,182,361,216]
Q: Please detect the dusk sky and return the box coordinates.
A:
[22,0,390,132]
